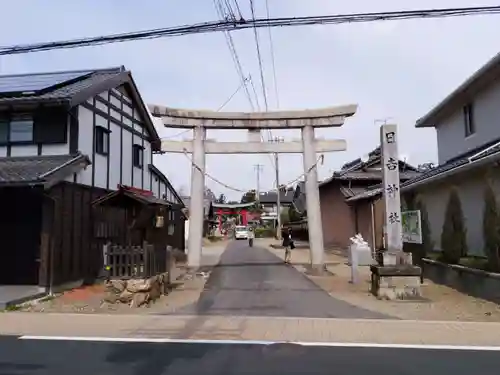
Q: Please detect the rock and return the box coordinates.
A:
[131,292,149,308]
[118,289,134,303]
[103,292,119,304]
[102,274,171,308]
[105,279,126,294]
[148,278,162,301]
[126,279,151,293]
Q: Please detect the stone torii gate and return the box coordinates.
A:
[149,104,358,272]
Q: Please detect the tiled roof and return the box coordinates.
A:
[333,170,420,181]
[0,153,90,186]
[345,185,383,202]
[0,67,123,104]
[346,137,500,202]
[339,186,369,198]
[148,164,184,206]
[93,186,171,207]
[320,169,420,188]
[341,146,381,170]
[259,189,295,204]
[0,66,161,148]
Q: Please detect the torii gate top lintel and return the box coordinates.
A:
[148,104,358,129]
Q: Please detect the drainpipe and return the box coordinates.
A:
[370,200,376,258]
[42,193,57,296]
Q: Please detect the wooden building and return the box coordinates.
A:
[293,147,420,250]
[0,67,183,291]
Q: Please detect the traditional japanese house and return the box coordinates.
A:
[295,147,420,250]
[0,66,183,300]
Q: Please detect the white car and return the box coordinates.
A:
[234,226,249,240]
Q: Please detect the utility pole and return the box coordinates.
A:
[270,136,284,240]
[275,152,281,240]
[253,164,264,200]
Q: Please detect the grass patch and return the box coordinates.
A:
[207,235,223,242]
[1,304,22,312]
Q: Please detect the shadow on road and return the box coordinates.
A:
[160,241,394,321]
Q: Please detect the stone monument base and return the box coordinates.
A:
[370,264,422,300]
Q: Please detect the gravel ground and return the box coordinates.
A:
[18,244,229,315]
[266,244,500,322]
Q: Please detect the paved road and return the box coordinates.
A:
[1,336,500,374]
[173,240,391,319]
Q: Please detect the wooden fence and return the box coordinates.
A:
[102,242,170,279]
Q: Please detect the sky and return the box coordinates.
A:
[1,0,500,200]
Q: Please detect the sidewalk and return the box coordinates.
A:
[265,242,500,322]
[2,313,500,346]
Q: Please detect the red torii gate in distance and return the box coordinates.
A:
[211,201,256,232]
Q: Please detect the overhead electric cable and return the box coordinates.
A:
[1,7,499,55]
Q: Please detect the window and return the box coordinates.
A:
[464,103,475,137]
[110,109,121,120]
[0,120,8,143]
[123,104,133,116]
[96,100,108,113]
[10,116,34,142]
[123,116,132,127]
[95,126,110,155]
[110,95,121,109]
[132,144,144,167]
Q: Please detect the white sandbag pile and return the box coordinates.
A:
[348,234,375,266]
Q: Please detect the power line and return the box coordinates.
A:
[232,0,244,19]
[249,0,269,112]
[248,0,275,171]
[161,129,191,140]
[216,75,250,111]
[265,0,280,109]
[181,148,324,194]
[2,6,499,55]
[213,0,256,110]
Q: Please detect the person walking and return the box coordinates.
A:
[248,226,255,247]
[282,227,294,264]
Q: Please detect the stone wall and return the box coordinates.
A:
[423,258,500,304]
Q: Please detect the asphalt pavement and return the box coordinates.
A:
[1,336,500,375]
[171,240,391,319]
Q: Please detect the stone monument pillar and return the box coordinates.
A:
[370,124,422,300]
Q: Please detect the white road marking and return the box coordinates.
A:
[18,336,500,351]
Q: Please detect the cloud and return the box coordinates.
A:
[1,0,499,199]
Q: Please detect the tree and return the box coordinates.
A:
[483,182,500,271]
[441,188,468,264]
[416,199,433,253]
[288,205,302,222]
[204,187,216,201]
[280,208,290,225]
[241,189,257,204]
[177,185,188,196]
[215,193,227,204]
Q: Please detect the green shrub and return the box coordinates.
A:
[207,235,223,242]
[255,227,275,238]
[416,198,433,255]
[482,182,500,271]
[440,188,468,264]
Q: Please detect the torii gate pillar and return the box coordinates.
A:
[149,104,358,271]
[188,125,206,268]
[302,125,324,270]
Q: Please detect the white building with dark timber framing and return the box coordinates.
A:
[0,66,184,298]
